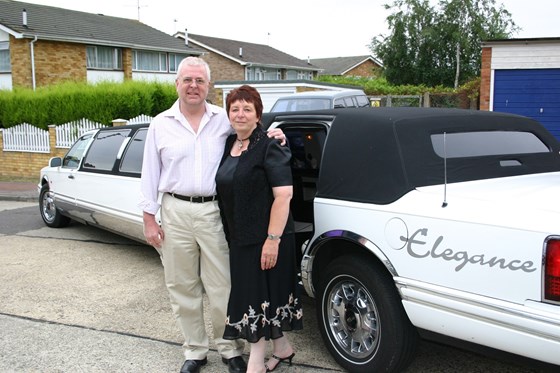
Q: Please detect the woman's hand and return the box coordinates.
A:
[261,238,280,270]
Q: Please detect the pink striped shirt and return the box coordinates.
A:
[139,100,233,215]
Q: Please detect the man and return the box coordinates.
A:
[139,57,283,373]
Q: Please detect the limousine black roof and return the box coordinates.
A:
[263,107,560,204]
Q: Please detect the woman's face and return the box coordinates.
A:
[228,99,259,133]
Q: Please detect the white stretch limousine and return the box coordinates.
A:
[39,108,560,372]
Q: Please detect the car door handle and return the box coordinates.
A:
[68,175,74,179]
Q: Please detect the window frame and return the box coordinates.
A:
[86,46,123,70]
[0,42,10,73]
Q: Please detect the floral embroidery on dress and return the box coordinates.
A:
[225,293,302,333]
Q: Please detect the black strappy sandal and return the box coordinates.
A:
[264,352,295,372]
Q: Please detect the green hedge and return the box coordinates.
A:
[0,81,177,129]
[317,75,479,98]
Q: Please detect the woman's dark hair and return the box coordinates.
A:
[226,85,263,119]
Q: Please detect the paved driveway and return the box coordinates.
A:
[0,201,554,372]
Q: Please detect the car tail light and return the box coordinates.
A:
[545,238,560,302]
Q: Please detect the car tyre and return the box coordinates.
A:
[317,256,418,372]
[39,184,71,228]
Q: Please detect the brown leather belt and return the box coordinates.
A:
[169,193,217,203]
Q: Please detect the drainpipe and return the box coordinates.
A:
[30,35,38,90]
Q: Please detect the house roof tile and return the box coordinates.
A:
[310,55,382,75]
[0,0,201,54]
[184,32,320,72]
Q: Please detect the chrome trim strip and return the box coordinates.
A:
[300,229,397,297]
[397,277,560,341]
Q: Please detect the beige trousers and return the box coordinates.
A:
[160,193,244,360]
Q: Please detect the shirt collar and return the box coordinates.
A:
[167,99,221,120]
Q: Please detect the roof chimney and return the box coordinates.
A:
[22,9,27,27]
[239,47,243,58]
[184,28,188,47]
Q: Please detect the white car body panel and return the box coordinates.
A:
[308,173,560,364]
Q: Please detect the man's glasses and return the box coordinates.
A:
[183,77,207,85]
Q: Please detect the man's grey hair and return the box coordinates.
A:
[176,56,211,81]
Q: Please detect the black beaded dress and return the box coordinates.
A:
[216,126,303,343]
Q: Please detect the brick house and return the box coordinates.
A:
[175,32,350,109]
[176,31,321,83]
[0,0,202,90]
[309,55,383,77]
[479,37,560,140]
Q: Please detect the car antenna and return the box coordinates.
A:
[442,132,448,208]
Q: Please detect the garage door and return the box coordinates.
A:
[493,69,560,140]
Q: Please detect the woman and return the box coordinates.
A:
[216,85,303,373]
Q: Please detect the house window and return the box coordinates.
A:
[245,67,255,80]
[286,70,298,80]
[86,46,122,70]
[169,54,189,73]
[132,50,167,72]
[0,42,10,72]
[264,69,281,80]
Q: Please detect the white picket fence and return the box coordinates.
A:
[1,115,153,152]
[127,114,153,125]
[1,122,50,153]
[55,119,107,148]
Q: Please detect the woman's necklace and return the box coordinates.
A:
[236,136,250,150]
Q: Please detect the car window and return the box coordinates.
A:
[120,128,147,174]
[285,126,327,170]
[333,98,346,108]
[356,95,370,107]
[62,133,93,168]
[431,131,550,158]
[82,128,131,171]
[272,98,331,112]
[343,97,355,107]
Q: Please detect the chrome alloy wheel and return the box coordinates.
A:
[41,190,57,224]
[326,278,380,359]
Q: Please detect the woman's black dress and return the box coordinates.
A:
[216,127,303,343]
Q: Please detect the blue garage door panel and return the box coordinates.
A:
[493,69,560,140]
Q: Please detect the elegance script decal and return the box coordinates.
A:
[400,228,537,273]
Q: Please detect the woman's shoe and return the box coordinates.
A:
[264,352,295,372]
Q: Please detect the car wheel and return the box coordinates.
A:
[317,256,418,373]
[39,184,70,228]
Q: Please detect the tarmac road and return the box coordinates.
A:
[0,198,555,373]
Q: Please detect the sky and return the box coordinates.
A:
[18,0,560,60]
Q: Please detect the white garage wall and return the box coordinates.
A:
[489,42,560,69]
[216,82,353,113]
[219,85,296,113]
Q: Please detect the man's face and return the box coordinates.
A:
[176,64,210,107]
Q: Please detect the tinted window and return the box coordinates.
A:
[431,131,550,158]
[62,133,93,168]
[356,95,370,107]
[120,128,147,174]
[333,98,347,108]
[272,98,331,112]
[285,127,326,170]
[82,129,131,171]
[343,97,355,107]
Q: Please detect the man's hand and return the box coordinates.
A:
[267,128,287,146]
[143,212,164,249]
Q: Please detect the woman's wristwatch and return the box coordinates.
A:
[267,233,281,241]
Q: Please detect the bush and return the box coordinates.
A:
[0,81,177,129]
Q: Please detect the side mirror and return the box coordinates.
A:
[49,157,62,167]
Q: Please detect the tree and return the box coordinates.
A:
[371,0,518,88]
